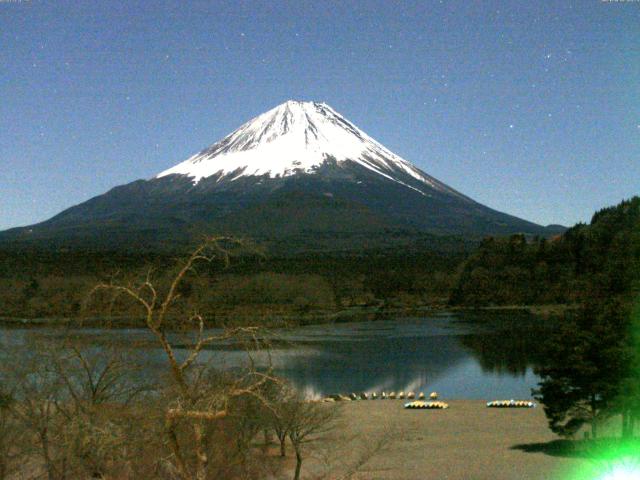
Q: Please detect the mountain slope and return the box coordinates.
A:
[0,100,562,251]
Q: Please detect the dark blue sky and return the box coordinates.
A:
[1,0,639,230]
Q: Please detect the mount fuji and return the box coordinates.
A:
[156,100,463,199]
[0,101,562,251]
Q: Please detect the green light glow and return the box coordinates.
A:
[558,440,640,480]
[598,462,640,480]
[559,299,640,480]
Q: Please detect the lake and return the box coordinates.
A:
[0,311,555,400]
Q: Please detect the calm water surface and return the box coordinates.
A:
[0,311,554,399]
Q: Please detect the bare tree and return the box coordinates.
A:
[0,333,148,480]
[273,406,290,459]
[0,388,20,480]
[54,340,150,479]
[54,341,148,411]
[331,427,399,480]
[88,236,279,480]
[262,382,294,458]
[289,414,399,480]
[4,339,69,480]
[286,397,340,480]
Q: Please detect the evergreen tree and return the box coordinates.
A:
[534,312,624,438]
[535,197,640,440]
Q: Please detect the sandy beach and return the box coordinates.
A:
[306,400,592,480]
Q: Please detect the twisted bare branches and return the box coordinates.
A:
[85,236,278,480]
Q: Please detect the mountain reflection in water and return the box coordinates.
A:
[0,312,555,400]
[256,314,552,399]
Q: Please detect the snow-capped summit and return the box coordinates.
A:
[156,100,460,198]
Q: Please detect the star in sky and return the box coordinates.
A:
[1,0,638,230]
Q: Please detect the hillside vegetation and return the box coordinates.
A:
[450,197,640,307]
[2,197,637,322]
[0,245,466,322]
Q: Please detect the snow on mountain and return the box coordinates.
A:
[156,100,460,197]
[0,100,562,250]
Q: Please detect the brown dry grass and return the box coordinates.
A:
[301,400,590,480]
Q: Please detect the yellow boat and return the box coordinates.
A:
[486,400,536,408]
[404,400,449,409]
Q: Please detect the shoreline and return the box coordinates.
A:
[0,303,573,329]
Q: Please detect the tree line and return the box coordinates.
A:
[450,197,640,310]
[533,197,640,441]
[0,245,465,322]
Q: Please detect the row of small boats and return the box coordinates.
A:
[486,400,536,408]
[404,401,449,409]
[323,393,537,409]
[403,399,536,409]
[327,391,439,402]
[404,400,536,409]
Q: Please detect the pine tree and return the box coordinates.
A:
[534,311,624,438]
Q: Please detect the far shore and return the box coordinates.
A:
[0,303,574,329]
